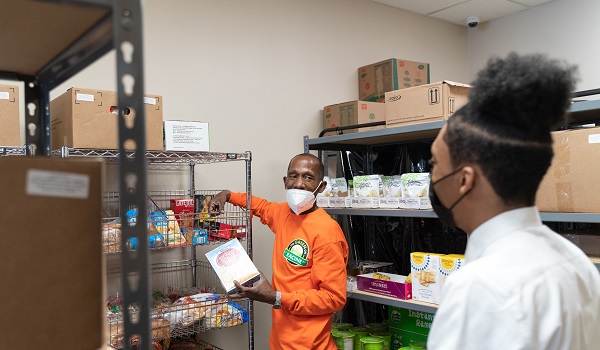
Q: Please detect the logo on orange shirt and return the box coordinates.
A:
[283,239,309,267]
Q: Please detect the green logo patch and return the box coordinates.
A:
[284,239,309,266]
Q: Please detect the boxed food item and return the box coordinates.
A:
[0,156,104,350]
[0,84,20,146]
[205,238,260,294]
[536,126,600,212]
[316,176,332,207]
[164,120,210,152]
[389,327,429,350]
[410,252,442,304]
[351,197,380,208]
[358,58,430,102]
[385,81,470,127]
[388,306,434,336]
[356,272,412,300]
[322,101,386,135]
[50,87,163,150]
[170,198,195,229]
[439,254,464,290]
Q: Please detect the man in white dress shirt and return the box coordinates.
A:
[427,53,600,349]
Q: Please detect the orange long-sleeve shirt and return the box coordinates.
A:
[229,192,348,350]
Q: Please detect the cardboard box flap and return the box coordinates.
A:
[439,80,472,88]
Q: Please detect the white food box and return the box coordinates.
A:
[351,196,379,208]
[164,120,210,151]
[329,197,347,208]
[410,252,442,304]
[379,197,400,208]
[316,193,330,208]
[205,238,260,294]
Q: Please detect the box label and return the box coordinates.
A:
[0,92,9,99]
[144,96,157,105]
[26,169,90,199]
[75,93,94,102]
[589,134,600,144]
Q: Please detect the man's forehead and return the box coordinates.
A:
[289,156,318,171]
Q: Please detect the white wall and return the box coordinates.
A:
[49,0,467,349]
[467,0,600,91]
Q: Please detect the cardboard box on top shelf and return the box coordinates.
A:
[50,87,163,150]
[536,126,600,212]
[0,84,20,146]
[322,100,385,136]
[358,58,430,102]
[0,156,105,350]
[385,81,470,128]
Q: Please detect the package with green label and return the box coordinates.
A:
[354,175,382,197]
[388,307,434,335]
[400,173,432,209]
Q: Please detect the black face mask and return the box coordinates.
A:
[429,167,471,229]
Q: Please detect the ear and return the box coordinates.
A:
[282,176,287,189]
[316,180,327,194]
[459,166,476,194]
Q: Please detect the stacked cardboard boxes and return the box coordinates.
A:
[321,58,430,136]
[0,84,20,146]
[536,126,600,213]
[50,87,164,150]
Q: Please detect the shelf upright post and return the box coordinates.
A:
[245,150,254,350]
[189,160,197,287]
[113,1,152,349]
[23,78,49,155]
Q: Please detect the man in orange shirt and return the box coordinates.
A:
[209,153,349,350]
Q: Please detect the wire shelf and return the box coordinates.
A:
[52,146,249,164]
[102,190,249,253]
[106,260,248,348]
[0,146,28,156]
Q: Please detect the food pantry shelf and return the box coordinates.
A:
[325,208,600,223]
[106,260,249,348]
[347,290,438,314]
[53,147,250,164]
[0,146,28,156]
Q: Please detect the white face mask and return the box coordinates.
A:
[286,182,322,215]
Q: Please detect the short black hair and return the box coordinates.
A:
[288,153,325,182]
[444,52,577,206]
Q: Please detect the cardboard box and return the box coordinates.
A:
[439,254,464,290]
[410,252,442,304]
[385,81,470,127]
[164,120,210,152]
[50,87,163,150]
[389,327,429,350]
[0,156,104,350]
[536,127,600,212]
[359,58,430,102]
[322,101,386,136]
[170,198,195,230]
[388,306,434,336]
[0,84,20,146]
[356,273,412,300]
[205,238,260,294]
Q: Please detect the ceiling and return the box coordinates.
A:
[371,0,557,27]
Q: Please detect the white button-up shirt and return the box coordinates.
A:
[428,207,600,350]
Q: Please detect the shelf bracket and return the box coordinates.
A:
[113,1,152,349]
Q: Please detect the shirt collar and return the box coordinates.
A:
[464,206,542,263]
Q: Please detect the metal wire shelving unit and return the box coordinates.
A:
[59,148,255,349]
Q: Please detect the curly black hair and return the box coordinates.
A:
[444,52,578,206]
